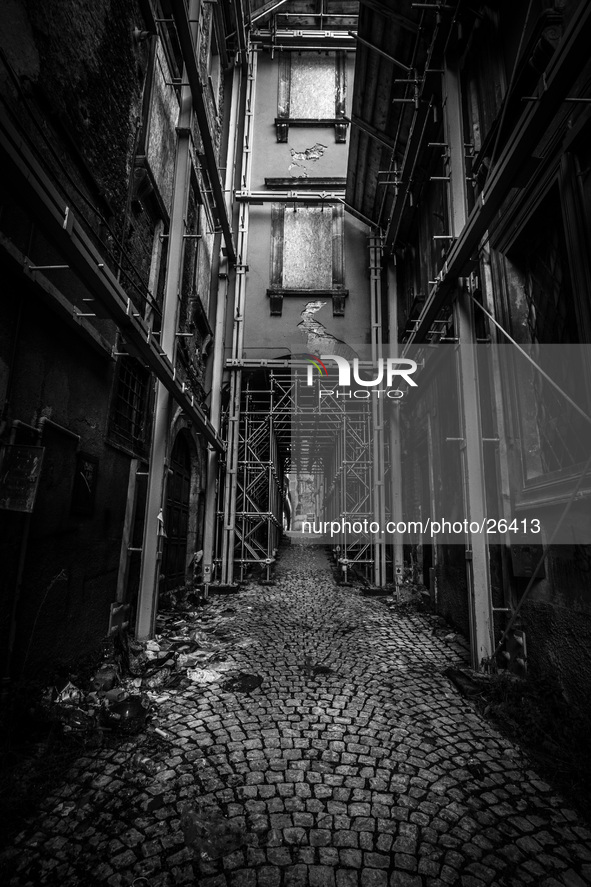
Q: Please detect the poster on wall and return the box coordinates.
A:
[0,444,45,513]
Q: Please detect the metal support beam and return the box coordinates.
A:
[348,32,412,73]
[170,0,237,264]
[386,260,405,588]
[382,98,432,250]
[445,58,494,668]
[251,0,290,24]
[233,0,248,66]
[236,189,346,203]
[345,115,397,152]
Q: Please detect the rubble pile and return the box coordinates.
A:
[39,602,251,744]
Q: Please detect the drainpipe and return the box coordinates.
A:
[201,263,228,591]
[136,0,200,639]
[385,258,405,590]
[37,416,80,441]
[202,60,243,591]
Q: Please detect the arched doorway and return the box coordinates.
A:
[162,432,192,591]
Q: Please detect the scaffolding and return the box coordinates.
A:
[230,375,285,582]
[215,362,390,586]
[323,391,375,583]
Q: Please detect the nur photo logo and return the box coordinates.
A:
[304,354,418,399]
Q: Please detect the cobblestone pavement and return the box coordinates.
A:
[2,537,591,886]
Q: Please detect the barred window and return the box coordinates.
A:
[110,357,151,457]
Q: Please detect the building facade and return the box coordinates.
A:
[0,0,233,677]
[346,0,591,704]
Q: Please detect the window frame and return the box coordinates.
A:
[107,355,153,460]
[490,152,591,504]
[266,201,347,316]
[275,51,348,143]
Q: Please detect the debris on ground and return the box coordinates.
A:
[55,681,82,705]
[130,752,162,776]
[90,665,118,691]
[382,581,432,612]
[301,655,334,678]
[443,666,488,698]
[222,672,263,693]
[186,661,235,685]
[99,696,149,734]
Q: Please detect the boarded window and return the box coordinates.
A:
[283,208,333,289]
[268,203,346,315]
[290,54,337,119]
[276,52,347,142]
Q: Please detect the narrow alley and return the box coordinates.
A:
[2,538,590,887]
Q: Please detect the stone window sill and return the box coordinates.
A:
[266,288,348,317]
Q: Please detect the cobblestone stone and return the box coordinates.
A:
[2,539,591,885]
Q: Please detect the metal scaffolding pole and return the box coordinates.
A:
[220,47,257,585]
[219,371,285,580]
[323,388,374,583]
[136,0,199,639]
[202,61,243,591]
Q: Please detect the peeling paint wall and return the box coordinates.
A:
[289,143,328,177]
